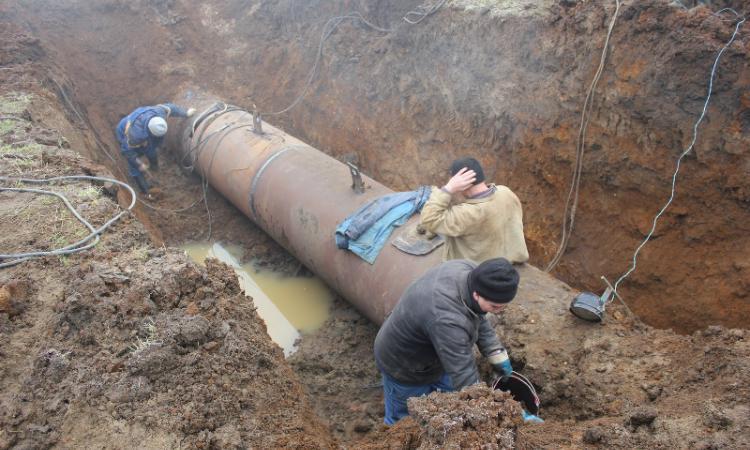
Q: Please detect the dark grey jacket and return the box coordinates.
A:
[374,260,505,389]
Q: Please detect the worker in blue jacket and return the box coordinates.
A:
[116,103,195,197]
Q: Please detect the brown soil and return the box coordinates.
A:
[2,1,750,449]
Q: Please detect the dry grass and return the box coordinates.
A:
[0,92,32,115]
[129,318,162,355]
[450,0,555,16]
[0,120,16,136]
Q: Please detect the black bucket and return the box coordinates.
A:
[492,371,540,415]
[570,291,605,322]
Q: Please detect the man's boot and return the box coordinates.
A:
[133,174,150,194]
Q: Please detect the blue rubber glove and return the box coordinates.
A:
[522,410,545,423]
[488,349,513,378]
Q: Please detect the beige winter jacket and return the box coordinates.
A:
[419,184,529,264]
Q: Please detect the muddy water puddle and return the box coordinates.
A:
[183,242,333,356]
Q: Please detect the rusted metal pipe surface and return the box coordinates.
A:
[171,92,441,324]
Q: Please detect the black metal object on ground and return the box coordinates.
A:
[492,371,540,415]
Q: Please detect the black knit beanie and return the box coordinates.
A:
[450,157,485,185]
[468,258,519,303]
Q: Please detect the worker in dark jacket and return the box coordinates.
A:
[116,103,195,197]
[374,257,518,425]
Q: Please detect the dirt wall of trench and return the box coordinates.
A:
[5,0,749,333]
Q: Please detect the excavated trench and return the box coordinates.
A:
[3,0,750,447]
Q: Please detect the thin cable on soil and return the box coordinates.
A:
[263,1,449,117]
[546,0,621,273]
[0,175,136,267]
[611,12,746,297]
[547,3,747,315]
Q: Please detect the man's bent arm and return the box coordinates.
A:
[159,103,189,118]
[431,321,481,390]
[420,187,484,237]
[476,316,505,358]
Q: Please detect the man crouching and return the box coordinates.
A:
[374,258,518,425]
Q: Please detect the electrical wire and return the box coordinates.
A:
[612,15,746,296]
[0,175,136,268]
[48,76,120,165]
[263,0,448,117]
[546,0,621,272]
[263,15,377,117]
[403,0,449,25]
[1,186,99,266]
[178,104,285,239]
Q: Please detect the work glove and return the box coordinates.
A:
[186,107,196,118]
[522,410,544,423]
[487,349,513,378]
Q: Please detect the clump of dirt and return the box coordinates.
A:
[1,244,333,448]
[352,385,523,449]
[407,385,522,449]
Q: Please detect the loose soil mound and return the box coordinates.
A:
[406,385,522,449]
[352,385,522,449]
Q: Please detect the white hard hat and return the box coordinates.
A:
[147,116,168,137]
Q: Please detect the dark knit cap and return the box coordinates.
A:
[468,258,519,303]
[450,157,485,185]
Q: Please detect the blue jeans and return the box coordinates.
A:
[381,370,454,425]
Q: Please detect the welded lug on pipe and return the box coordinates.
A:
[169,90,442,325]
[347,162,365,194]
[252,106,263,134]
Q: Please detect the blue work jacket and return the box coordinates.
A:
[115,103,188,176]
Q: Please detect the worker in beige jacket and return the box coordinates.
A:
[420,157,529,264]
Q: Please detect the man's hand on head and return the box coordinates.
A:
[443,167,477,194]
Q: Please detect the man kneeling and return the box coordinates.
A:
[373,258,518,424]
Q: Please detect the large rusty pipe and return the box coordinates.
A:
[171,93,441,324]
